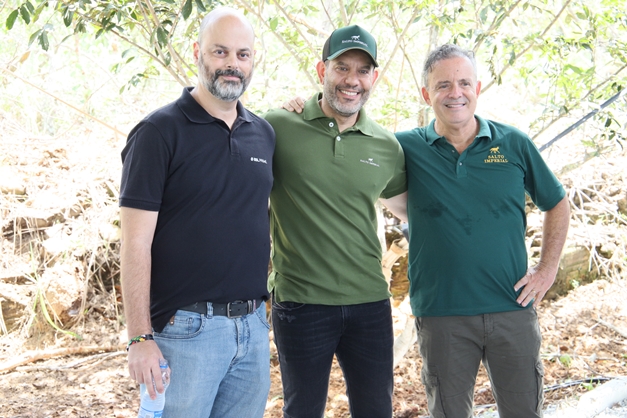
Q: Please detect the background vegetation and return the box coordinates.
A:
[1,1,627,415]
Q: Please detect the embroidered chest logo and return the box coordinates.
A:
[484,146,508,164]
[359,157,380,167]
[250,157,268,164]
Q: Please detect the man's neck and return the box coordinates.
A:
[190,85,239,129]
[434,117,479,154]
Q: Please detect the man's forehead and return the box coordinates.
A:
[332,49,375,66]
[429,58,476,79]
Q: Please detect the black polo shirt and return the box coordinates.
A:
[120,87,274,331]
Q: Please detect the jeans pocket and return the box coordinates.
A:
[272,300,306,311]
[255,302,271,330]
[154,310,204,340]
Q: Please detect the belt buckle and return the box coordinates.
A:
[227,300,251,318]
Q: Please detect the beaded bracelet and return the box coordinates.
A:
[126,334,154,351]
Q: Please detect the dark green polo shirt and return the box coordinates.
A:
[396,116,565,317]
[265,93,407,304]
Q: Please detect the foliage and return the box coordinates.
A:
[3,0,627,149]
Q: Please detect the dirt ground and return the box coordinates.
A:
[1,91,626,417]
[0,276,625,418]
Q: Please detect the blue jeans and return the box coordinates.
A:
[272,299,394,418]
[154,302,270,418]
[416,308,543,418]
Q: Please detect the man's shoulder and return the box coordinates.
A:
[263,107,302,125]
[364,118,397,142]
[241,107,275,132]
[395,127,428,144]
[481,117,528,140]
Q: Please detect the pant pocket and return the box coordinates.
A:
[535,360,545,413]
[420,368,446,418]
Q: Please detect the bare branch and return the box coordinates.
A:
[375,6,420,91]
[234,0,318,89]
[1,67,128,138]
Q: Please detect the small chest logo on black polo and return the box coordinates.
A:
[250,157,268,164]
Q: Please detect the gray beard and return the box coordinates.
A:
[199,59,251,102]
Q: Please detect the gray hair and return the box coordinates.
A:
[422,44,477,88]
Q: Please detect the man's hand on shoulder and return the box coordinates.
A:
[282,96,306,113]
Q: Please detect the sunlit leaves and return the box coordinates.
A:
[6,9,19,29]
[182,0,192,20]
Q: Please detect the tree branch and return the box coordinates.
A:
[1,67,127,137]
[234,0,318,89]
[473,0,523,52]
[482,0,572,93]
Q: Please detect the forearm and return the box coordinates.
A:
[537,196,570,275]
[121,240,153,338]
[120,207,159,338]
[379,191,408,223]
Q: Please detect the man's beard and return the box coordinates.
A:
[198,56,252,102]
[323,81,369,117]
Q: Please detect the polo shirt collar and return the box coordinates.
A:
[177,86,252,124]
[303,92,374,136]
[425,115,492,145]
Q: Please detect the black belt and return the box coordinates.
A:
[179,299,263,318]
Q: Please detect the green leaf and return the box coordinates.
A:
[20,4,31,24]
[25,1,35,13]
[62,6,74,27]
[269,17,278,31]
[479,7,488,24]
[182,0,192,20]
[39,30,49,50]
[6,9,19,30]
[28,29,42,46]
[559,354,572,367]
[195,0,206,13]
[156,26,168,47]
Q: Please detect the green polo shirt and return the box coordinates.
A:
[396,116,565,317]
[265,93,407,304]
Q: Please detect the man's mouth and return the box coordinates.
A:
[339,89,359,96]
[445,102,465,108]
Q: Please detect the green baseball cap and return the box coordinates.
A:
[322,25,378,67]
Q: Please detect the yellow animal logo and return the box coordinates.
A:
[490,146,500,153]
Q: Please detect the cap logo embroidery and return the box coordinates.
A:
[343,38,368,48]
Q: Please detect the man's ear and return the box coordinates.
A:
[315,61,326,84]
[421,86,431,105]
[372,68,379,84]
[193,41,201,65]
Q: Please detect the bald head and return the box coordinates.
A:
[198,7,254,46]
[193,7,256,103]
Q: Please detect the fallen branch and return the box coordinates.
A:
[597,318,627,339]
[15,351,127,372]
[0,344,125,374]
[550,377,627,418]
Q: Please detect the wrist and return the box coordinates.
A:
[127,333,154,351]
